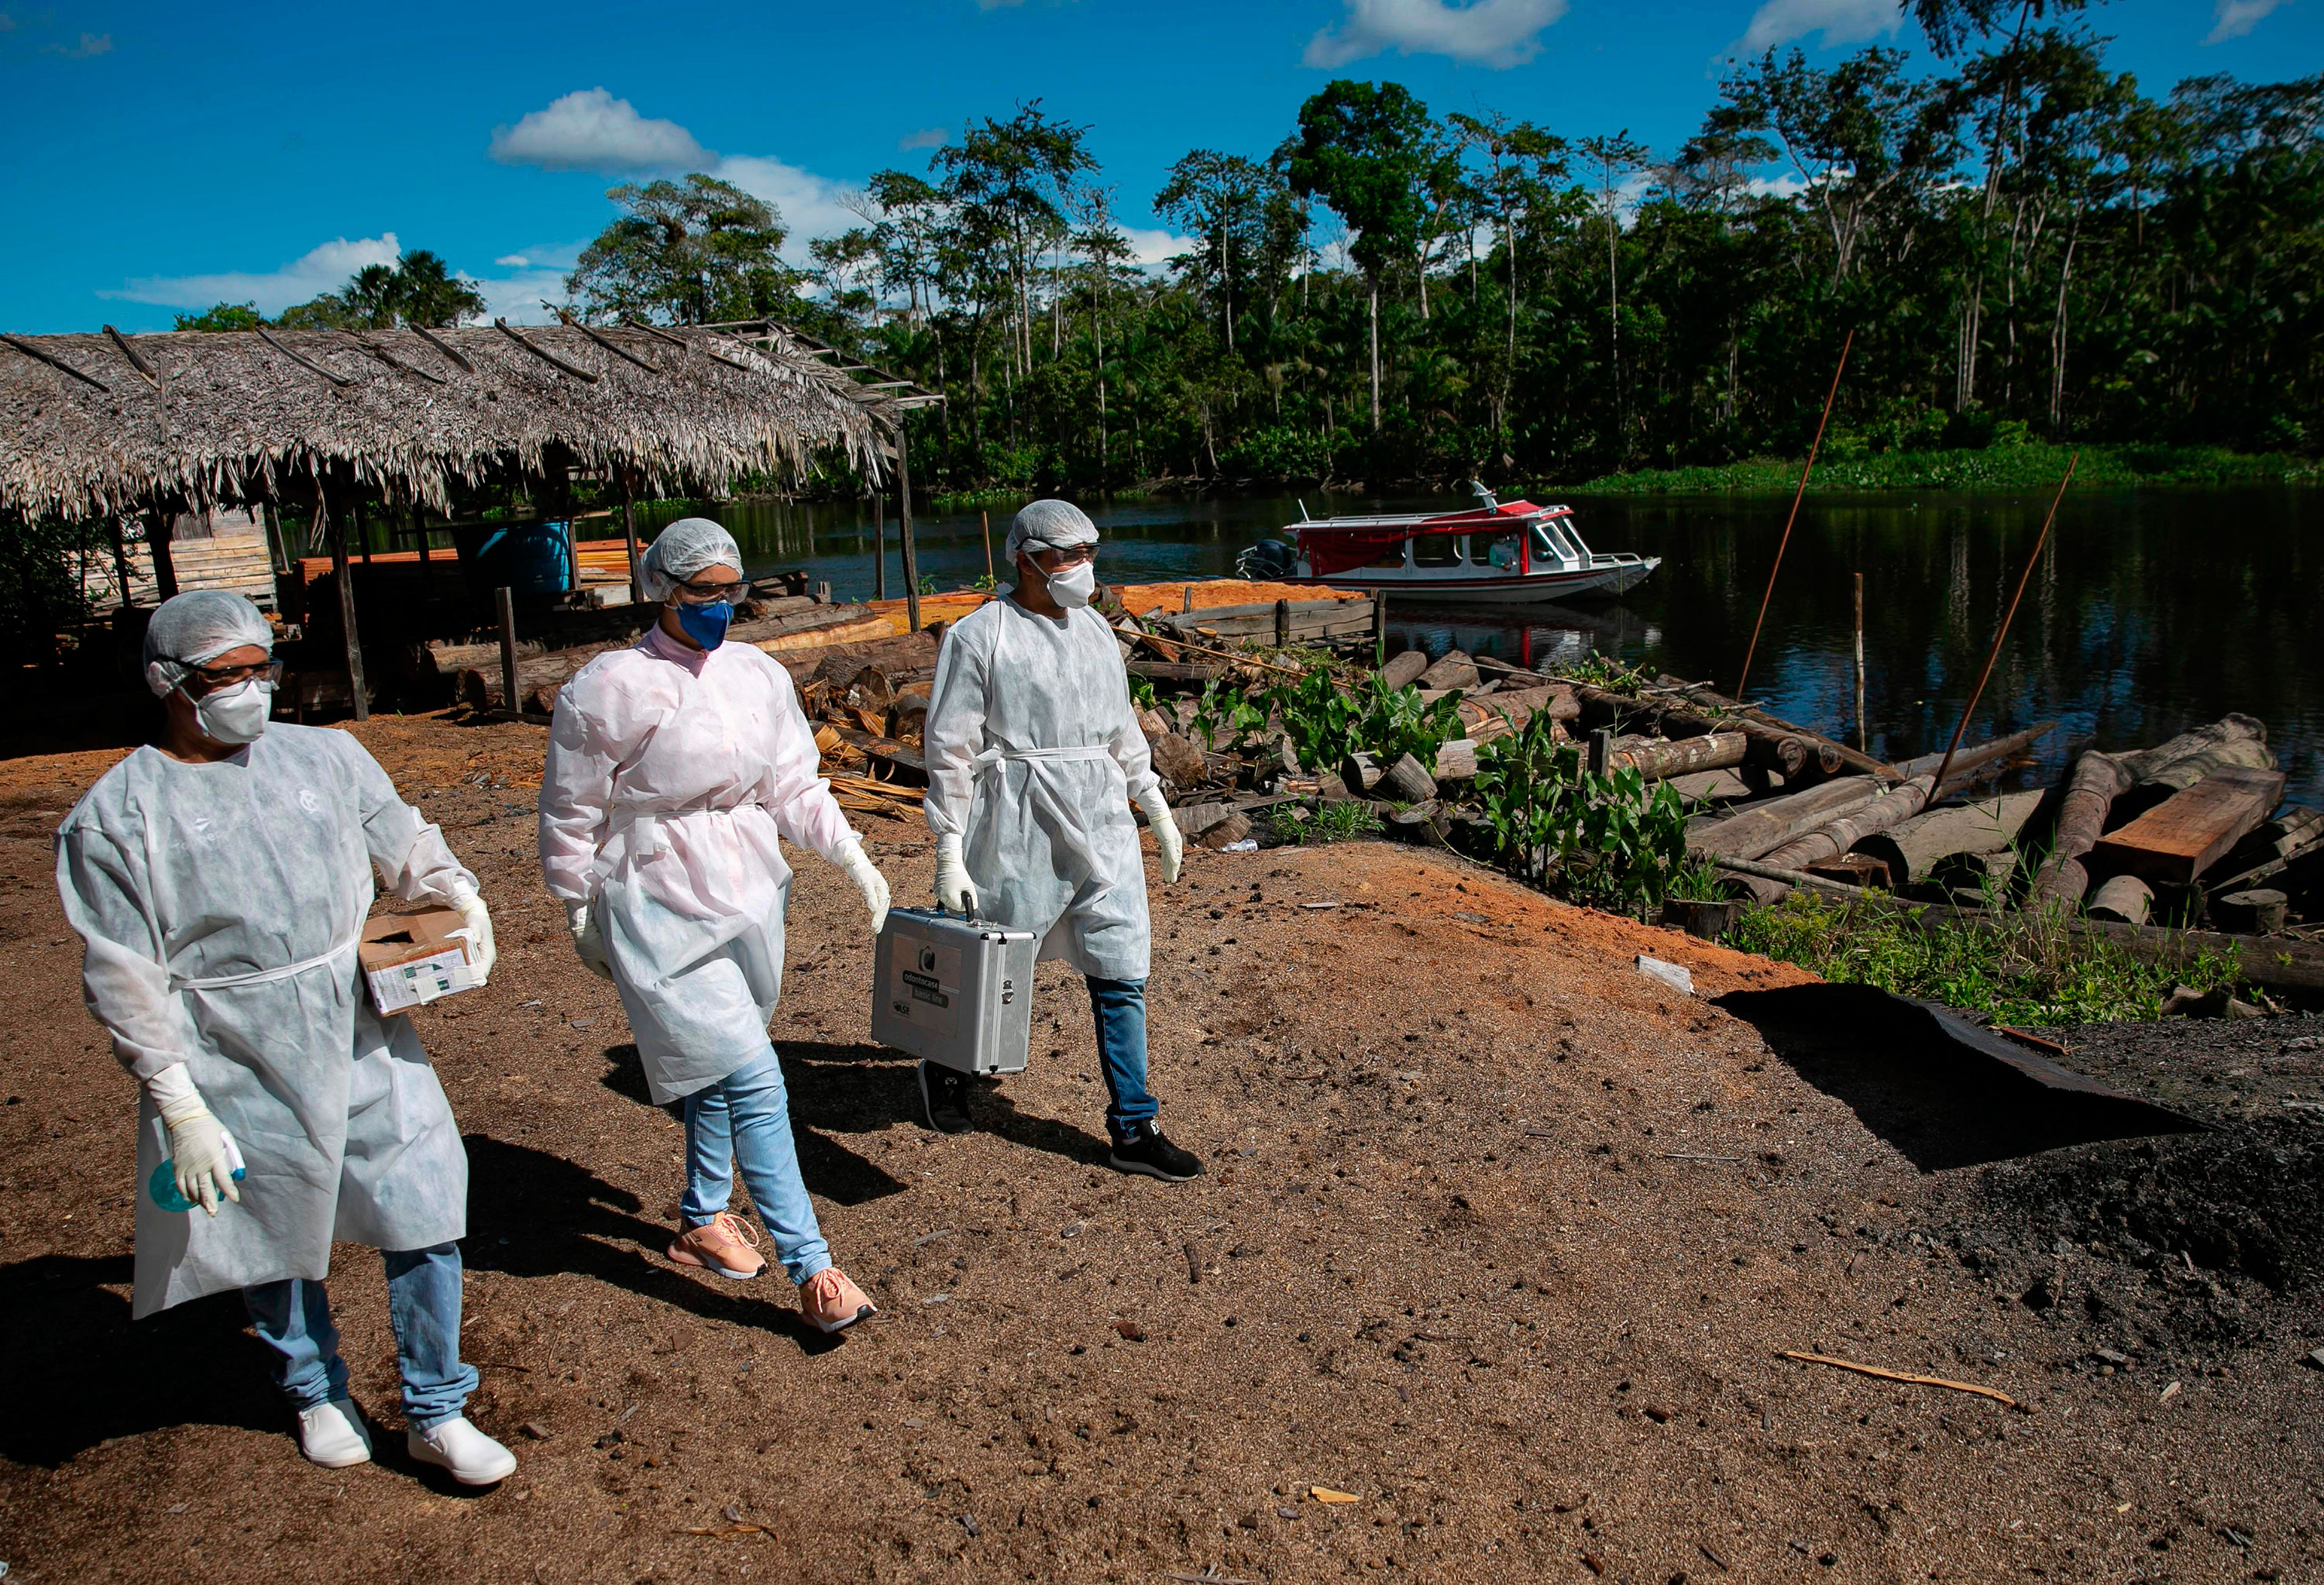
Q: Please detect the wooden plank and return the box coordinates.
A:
[2091,766,2288,885]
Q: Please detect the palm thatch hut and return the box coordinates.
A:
[0,318,922,715]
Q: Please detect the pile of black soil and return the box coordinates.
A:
[1920,1013,2324,1365]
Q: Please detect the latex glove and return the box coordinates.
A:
[447,881,496,982]
[146,1063,239,1217]
[565,898,614,982]
[933,833,979,916]
[1138,787,1184,885]
[835,843,892,936]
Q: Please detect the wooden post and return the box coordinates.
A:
[149,513,180,601]
[108,517,136,609]
[1274,598,1290,648]
[872,487,888,601]
[496,586,520,721]
[1588,727,1612,777]
[894,418,922,633]
[1370,588,1387,666]
[982,510,996,586]
[1853,571,1866,755]
[324,491,369,721]
[414,505,434,615]
[622,469,644,608]
[356,498,372,566]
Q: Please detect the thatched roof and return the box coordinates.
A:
[0,319,900,523]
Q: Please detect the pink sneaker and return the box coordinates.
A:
[668,1212,765,1280]
[799,1267,878,1333]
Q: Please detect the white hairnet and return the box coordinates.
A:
[143,590,273,697]
[639,517,744,602]
[1004,500,1099,563]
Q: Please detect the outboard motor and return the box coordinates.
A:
[1236,538,1299,579]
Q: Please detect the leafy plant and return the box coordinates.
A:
[1255,664,1466,772]
[1472,710,1692,913]
[1188,672,1266,751]
[1259,799,1383,845]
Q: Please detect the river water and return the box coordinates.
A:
[641,486,2322,803]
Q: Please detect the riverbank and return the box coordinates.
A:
[5,714,2324,1581]
[1562,442,2319,496]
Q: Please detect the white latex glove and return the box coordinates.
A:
[146,1063,239,1217]
[1138,787,1184,885]
[835,842,892,935]
[447,881,496,982]
[933,833,979,916]
[565,898,614,982]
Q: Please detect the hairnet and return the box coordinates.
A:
[143,590,273,697]
[1004,500,1099,563]
[639,517,744,602]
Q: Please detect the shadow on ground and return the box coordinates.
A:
[1715,982,2205,1172]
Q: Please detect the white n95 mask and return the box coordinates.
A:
[189,678,274,745]
[1047,562,1098,610]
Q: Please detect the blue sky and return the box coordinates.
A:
[2,0,2313,332]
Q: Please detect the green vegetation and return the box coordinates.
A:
[1472,710,1694,914]
[1258,799,1384,846]
[1728,890,2246,1025]
[177,249,486,332]
[1567,443,2322,496]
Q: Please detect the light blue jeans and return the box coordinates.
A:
[1089,976,1158,1144]
[681,1043,832,1284]
[242,1243,475,1431]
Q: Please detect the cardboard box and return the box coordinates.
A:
[359,906,483,1014]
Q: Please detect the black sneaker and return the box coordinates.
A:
[918,1061,973,1134]
[1106,1120,1205,1182]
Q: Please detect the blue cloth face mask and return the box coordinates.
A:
[674,599,733,650]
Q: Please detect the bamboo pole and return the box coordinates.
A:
[982,510,995,585]
[872,487,887,601]
[1929,454,2077,794]
[1734,328,1851,701]
[894,419,922,633]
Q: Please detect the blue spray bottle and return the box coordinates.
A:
[150,1132,246,1212]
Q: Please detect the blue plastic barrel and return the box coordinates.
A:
[456,519,572,595]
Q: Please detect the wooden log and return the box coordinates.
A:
[1150,733,1208,789]
[1378,649,1431,690]
[2092,765,2288,886]
[832,727,927,784]
[1342,751,1384,793]
[2205,810,2324,899]
[1126,660,1225,684]
[2212,889,2289,934]
[1759,776,1940,875]
[1688,777,1887,861]
[1197,811,1254,850]
[1571,682,1810,779]
[1888,722,2060,786]
[1463,685,1579,741]
[1416,650,1479,692]
[1655,676,1890,782]
[1854,788,2046,889]
[2088,874,2155,926]
[1172,801,1245,838]
[1607,732,1749,782]
[1380,753,1439,803]
[2027,715,2270,907]
[1807,854,1891,889]
[1431,739,1480,782]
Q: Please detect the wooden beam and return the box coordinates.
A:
[407,323,476,374]
[624,318,689,349]
[0,332,108,392]
[2092,765,2288,886]
[570,321,661,373]
[894,418,921,634]
[495,318,600,383]
[359,339,447,385]
[322,489,369,721]
[101,325,160,387]
[254,325,354,389]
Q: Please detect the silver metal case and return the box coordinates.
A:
[870,907,1040,1076]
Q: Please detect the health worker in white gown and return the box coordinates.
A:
[538,519,889,1332]
[919,500,1204,1182]
[55,591,517,1485]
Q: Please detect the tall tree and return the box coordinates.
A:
[566,174,792,325]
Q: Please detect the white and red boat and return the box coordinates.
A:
[1239,486,1659,605]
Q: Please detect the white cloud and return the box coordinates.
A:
[713,155,865,253]
[1303,0,1568,69]
[1730,0,1904,56]
[489,88,709,173]
[2206,0,2292,42]
[898,126,947,150]
[102,233,404,313]
[1119,225,1202,270]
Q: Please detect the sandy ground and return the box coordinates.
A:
[3,713,2322,1583]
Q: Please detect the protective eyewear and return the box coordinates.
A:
[180,656,285,692]
[1030,544,1096,569]
[673,576,748,603]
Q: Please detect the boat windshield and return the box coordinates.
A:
[1531,522,1575,563]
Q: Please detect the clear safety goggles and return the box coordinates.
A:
[179,656,284,693]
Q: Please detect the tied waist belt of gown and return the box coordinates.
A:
[606,802,766,864]
[969,744,1117,881]
[170,934,359,991]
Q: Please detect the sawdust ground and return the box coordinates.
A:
[2,713,2320,1583]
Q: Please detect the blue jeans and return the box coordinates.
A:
[242,1243,475,1432]
[1089,976,1157,1143]
[682,1044,832,1284]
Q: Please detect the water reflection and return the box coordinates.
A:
[638,486,2320,802]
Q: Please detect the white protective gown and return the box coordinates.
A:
[55,725,476,1319]
[923,593,1163,982]
[538,631,859,1105]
